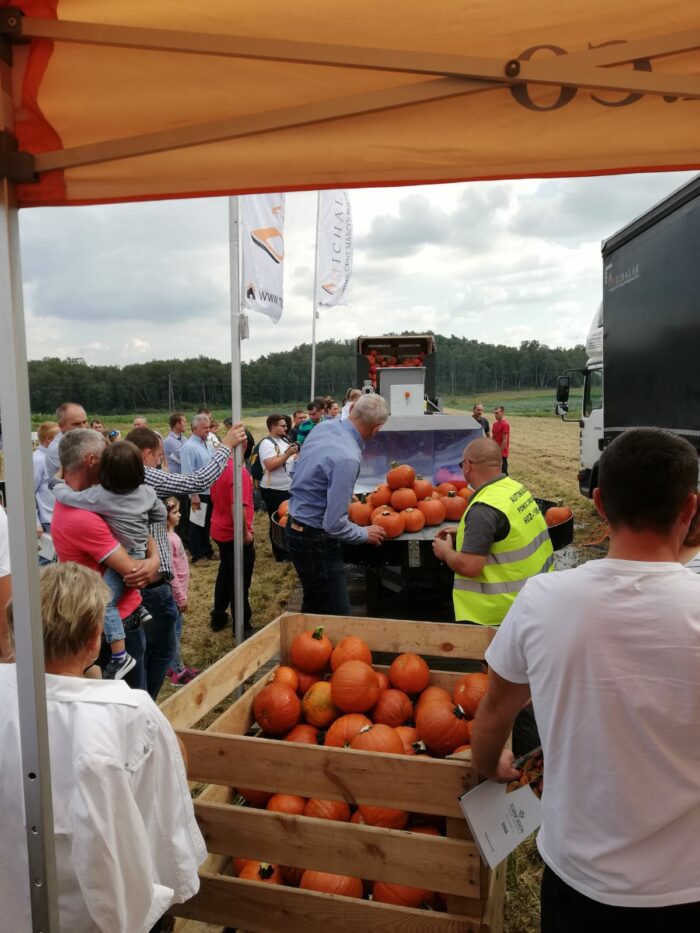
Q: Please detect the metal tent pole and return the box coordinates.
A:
[0,59,59,932]
[310,191,321,400]
[228,198,246,649]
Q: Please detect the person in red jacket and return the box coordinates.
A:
[492,406,510,475]
[209,456,255,638]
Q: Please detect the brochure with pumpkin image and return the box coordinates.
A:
[458,747,543,869]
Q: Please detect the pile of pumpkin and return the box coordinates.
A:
[349,461,471,538]
[233,626,488,908]
[364,349,426,390]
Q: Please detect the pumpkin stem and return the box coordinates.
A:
[258,863,275,879]
[317,730,326,745]
[411,740,428,754]
[358,724,373,734]
[390,461,400,469]
[453,704,467,720]
[447,491,457,498]
[312,626,325,640]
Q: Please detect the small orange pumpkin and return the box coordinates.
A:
[436,481,457,496]
[457,487,474,502]
[413,476,434,499]
[237,861,282,884]
[253,682,302,735]
[330,660,380,712]
[375,670,390,692]
[293,669,322,696]
[371,504,395,522]
[415,685,453,713]
[370,688,413,727]
[283,723,323,745]
[416,702,472,756]
[386,462,416,490]
[354,804,410,829]
[371,484,393,507]
[453,672,489,717]
[278,500,289,517]
[441,490,467,520]
[389,652,430,694]
[545,505,573,527]
[236,787,273,808]
[401,507,426,532]
[390,487,417,511]
[289,626,333,673]
[278,513,289,527]
[395,725,424,755]
[417,498,447,526]
[373,881,436,909]
[300,871,363,898]
[374,509,405,539]
[323,713,372,748]
[304,798,351,822]
[330,635,372,671]
[266,794,307,815]
[348,497,373,526]
[302,680,340,728]
[349,723,405,755]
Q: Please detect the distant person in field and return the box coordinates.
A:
[472,428,700,931]
[295,398,326,446]
[180,414,216,563]
[341,389,361,420]
[90,418,104,433]
[163,412,189,544]
[44,402,89,480]
[492,406,510,475]
[471,403,490,437]
[133,416,148,429]
[33,421,59,553]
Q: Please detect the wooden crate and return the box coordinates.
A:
[161,612,505,933]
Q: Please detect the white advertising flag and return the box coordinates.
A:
[241,193,285,322]
[315,190,353,308]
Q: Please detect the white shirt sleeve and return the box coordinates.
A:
[258,437,277,469]
[484,583,533,685]
[0,507,10,577]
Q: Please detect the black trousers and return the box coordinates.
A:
[174,493,190,547]
[259,486,291,561]
[188,493,213,561]
[501,456,509,475]
[541,865,700,933]
[212,538,255,627]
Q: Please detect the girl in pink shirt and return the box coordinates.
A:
[166,498,200,685]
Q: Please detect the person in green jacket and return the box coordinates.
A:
[294,398,326,446]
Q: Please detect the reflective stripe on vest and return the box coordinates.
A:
[453,477,554,625]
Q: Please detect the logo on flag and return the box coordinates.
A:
[242,194,285,322]
[315,191,353,308]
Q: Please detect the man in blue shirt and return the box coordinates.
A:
[163,411,189,545]
[180,413,215,562]
[287,394,389,615]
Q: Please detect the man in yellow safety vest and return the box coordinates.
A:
[432,437,554,626]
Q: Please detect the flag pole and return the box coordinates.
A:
[310,191,321,400]
[228,197,246,650]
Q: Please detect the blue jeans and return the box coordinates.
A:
[38,522,54,567]
[102,546,144,646]
[141,582,178,700]
[287,524,351,616]
[98,613,145,689]
[171,611,183,672]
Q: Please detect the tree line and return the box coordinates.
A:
[25,335,586,414]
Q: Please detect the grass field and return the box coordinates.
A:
[14,396,601,932]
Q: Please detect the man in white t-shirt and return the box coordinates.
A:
[472,427,700,930]
[259,413,297,561]
[0,505,12,660]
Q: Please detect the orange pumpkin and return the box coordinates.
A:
[415,685,453,713]
[375,670,390,692]
[280,865,304,887]
[371,484,393,507]
[371,689,413,727]
[416,702,472,756]
[374,509,405,539]
[237,861,282,884]
[278,500,289,517]
[266,794,307,815]
[413,476,434,499]
[293,669,322,696]
[233,856,257,875]
[417,497,447,526]
[545,505,573,526]
[253,682,302,735]
[436,481,457,496]
[349,723,405,755]
[457,487,474,502]
[389,652,430,694]
[290,626,333,673]
[236,787,273,808]
[409,824,443,836]
[373,881,436,909]
[354,804,410,829]
[323,713,372,748]
[278,513,289,527]
[283,723,322,745]
[401,507,425,532]
[300,871,363,898]
[272,665,299,692]
[348,497,373,526]
[441,490,467,520]
[390,487,417,511]
[302,680,340,728]
[330,635,372,671]
[330,660,380,712]
[387,462,416,490]
[304,798,351,822]
[395,725,423,755]
[371,504,395,522]
[449,741,472,755]
[453,672,489,717]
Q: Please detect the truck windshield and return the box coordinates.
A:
[583,370,603,418]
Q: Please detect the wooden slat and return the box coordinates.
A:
[160,620,281,729]
[174,873,482,932]
[204,670,271,735]
[481,862,507,933]
[446,817,475,915]
[179,731,475,816]
[278,612,495,662]
[195,801,479,896]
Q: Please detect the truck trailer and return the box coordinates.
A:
[556,174,700,497]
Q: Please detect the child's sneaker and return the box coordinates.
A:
[170,668,196,686]
[103,652,137,680]
[136,604,152,624]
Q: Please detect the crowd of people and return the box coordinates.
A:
[2,388,700,932]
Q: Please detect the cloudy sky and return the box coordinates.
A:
[17,170,697,366]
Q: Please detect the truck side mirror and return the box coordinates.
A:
[556,376,570,404]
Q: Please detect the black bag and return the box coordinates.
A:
[249,436,279,483]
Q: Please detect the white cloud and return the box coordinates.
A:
[123,338,150,358]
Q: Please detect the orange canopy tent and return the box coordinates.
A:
[0,2,698,929]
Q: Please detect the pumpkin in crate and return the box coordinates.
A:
[253,682,302,735]
[375,670,390,691]
[441,490,467,520]
[373,881,436,909]
[294,669,322,696]
[389,652,430,695]
[395,725,425,755]
[371,689,413,728]
[330,634,372,671]
[353,804,409,830]
[453,672,489,717]
[283,723,323,745]
[280,865,304,887]
[238,861,282,884]
[271,665,298,692]
[415,685,452,714]
[330,660,380,712]
[374,509,405,539]
[304,798,351,822]
[300,871,363,899]
[417,497,446,526]
[236,787,273,808]
[290,626,333,673]
[266,794,307,815]
[324,713,372,748]
[416,702,472,757]
[301,681,340,729]
[349,722,405,755]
